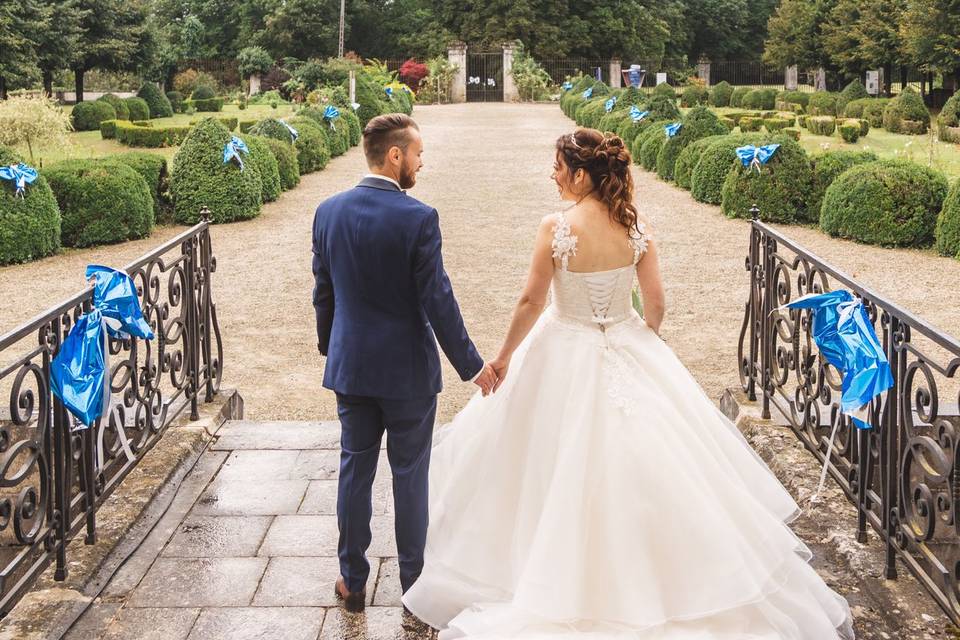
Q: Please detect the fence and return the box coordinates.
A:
[0,213,223,618]
[739,210,960,624]
[175,59,241,91]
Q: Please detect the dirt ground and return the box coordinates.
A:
[3,103,959,423]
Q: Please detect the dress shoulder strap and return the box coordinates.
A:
[551,211,579,271]
[629,220,652,264]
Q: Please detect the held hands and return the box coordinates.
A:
[488,355,510,393]
[473,363,498,396]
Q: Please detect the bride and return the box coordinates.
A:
[401,128,855,640]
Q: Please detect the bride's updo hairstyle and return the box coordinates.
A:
[556,128,640,233]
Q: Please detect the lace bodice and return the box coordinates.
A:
[550,211,650,330]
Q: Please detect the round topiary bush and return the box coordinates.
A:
[342,109,362,146]
[838,120,861,143]
[778,90,810,108]
[739,116,763,132]
[259,137,300,191]
[720,136,814,223]
[285,117,331,174]
[674,135,724,190]
[45,159,153,247]
[808,150,878,217]
[241,135,281,202]
[935,180,960,258]
[72,100,116,131]
[652,83,676,100]
[937,93,960,143]
[690,133,779,205]
[709,81,734,107]
[137,83,173,118]
[0,146,61,265]
[742,89,776,110]
[298,106,350,156]
[882,88,930,134]
[763,117,793,132]
[105,152,170,214]
[861,99,889,128]
[166,91,185,114]
[836,79,869,115]
[171,118,263,224]
[729,86,751,108]
[639,124,668,171]
[808,116,837,136]
[656,106,729,181]
[249,118,298,144]
[191,85,216,101]
[98,94,129,120]
[680,85,709,107]
[354,74,387,127]
[125,97,150,121]
[618,116,659,150]
[629,120,664,165]
[808,92,838,116]
[820,159,948,246]
[561,76,594,118]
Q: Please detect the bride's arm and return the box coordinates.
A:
[636,239,665,336]
[489,215,556,390]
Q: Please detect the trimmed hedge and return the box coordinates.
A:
[191,97,225,112]
[577,97,611,129]
[836,80,869,116]
[729,86,751,108]
[937,93,960,143]
[249,118,298,144]
[100,119,118,139]
[166,91,185,113]
[285,117,332,173]
[808,150,878,217]
[190,116,238,131]
[742,88,776,110]
[838,121,860,143]
[98,94,129,120]
[125,97,150,121]
[171,118,263,224]
[191,85,216,100]
[72,100,116,131]
[342,109,362,146]
[561,76,595,118]
[808,116,837,136]
[680,85,709,108]
[617,116,658,150]
[105,152,170,214]
[298,106,350,156]
[882,88,930,134]
[777,90,810,108]
[783,127,801,141]
[674,135,724,190]
[0,146,61,264]
[656,106,729,181]
[639,124,668,171]
[242,135,281,202]
[808,92,838,116]
[862,99,889,128]
[763,117,793,132]
[652,83,676,100]
[690,133,780,205]
[259,137,300,191]
[354,73,388,127]
[116,121,191,147]
[821,159,947,246]
[239,120,257,134]
[935,180,960,258]
[739,117,763,132]
[46,159,153,247]
[709,81,734,107]
[137,83,174,118]
[720,136,814,223]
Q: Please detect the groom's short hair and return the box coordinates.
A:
[363,114,419,166]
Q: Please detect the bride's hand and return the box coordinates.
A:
[489,355,511,392]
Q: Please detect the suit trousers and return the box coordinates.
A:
[335,392,438,594]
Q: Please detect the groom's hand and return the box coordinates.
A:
[473,363,497,396]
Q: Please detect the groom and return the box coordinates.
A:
[312,113,497,613]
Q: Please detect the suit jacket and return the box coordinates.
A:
[312,176,484,398]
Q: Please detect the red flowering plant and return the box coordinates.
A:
[399,59,429,93]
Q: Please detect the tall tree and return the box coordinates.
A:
[35,0,85,96]
[72,0,151,101]
[900,0,960,89]
[763,0,836,71]
[823,0,905,91]
[0,1,42,99]
[258,0,341,60]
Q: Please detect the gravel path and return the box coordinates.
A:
[3,103,959,423]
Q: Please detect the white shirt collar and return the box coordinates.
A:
[364,174,402,191]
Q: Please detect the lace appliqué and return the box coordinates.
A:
[629,222,651,264]
[552,213,578,271]
[602,347,640,416]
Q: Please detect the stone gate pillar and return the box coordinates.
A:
[502,43,518,102]
[785,65,798,91]
[448,42,467,103]
[814,68,827,92]
[609,59,622,88]
[697,56,711,87]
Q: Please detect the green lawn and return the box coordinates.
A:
[23,103,299,168]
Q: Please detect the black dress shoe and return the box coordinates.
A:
[335,576,366,613]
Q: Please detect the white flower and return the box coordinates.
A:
[553,235,577,256]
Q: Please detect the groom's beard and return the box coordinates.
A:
[398,162,417,190]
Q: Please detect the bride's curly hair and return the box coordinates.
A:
[556,128,640,233]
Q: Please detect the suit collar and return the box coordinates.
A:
[358,175,403,193]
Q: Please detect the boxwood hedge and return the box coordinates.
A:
[0,146,61,265]
[720,136,814,223]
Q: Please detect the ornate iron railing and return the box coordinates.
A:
[0,211,223,617]
[739,208,960,623]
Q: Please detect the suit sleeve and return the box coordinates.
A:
[312,209,334,355]
[413,209,484,381]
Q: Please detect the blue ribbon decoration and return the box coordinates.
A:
[664,122,682,138]
[323,105,340,129]
[736,144,780,174]
[385,86,394,100]
[0,163,39,198]
[582,87,593,99]
[223,136,249,171]
[605,96,618,113]
[51,266,155,430]
[562,81,573,91]
[280,120,298,144]
[630,106,649,122]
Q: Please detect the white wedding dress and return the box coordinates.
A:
[401,212,855,640]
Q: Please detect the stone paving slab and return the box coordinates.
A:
[191,477,309,516]
[161,515,273,558]
[100,607,200,640]
[127,557,269,608]
[253,556,375,607]
[187,607,325,640]
[212,421,346,450]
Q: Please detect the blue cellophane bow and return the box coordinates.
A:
[0,163,39,198]
[582,87,593,99]
[785,290,893,429]
[385,87,394,100]
[605,96,618,112]
[736,144,780,174]
[630,106,649,122]
[664,122,682,138]
[323,105,340,129]
[280,120,298,143]
[223,136,249,171]
[562,81,573,91]
[51,266,154,428]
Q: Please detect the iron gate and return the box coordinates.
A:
[466,52,503,102]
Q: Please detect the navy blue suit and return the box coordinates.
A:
[312,176,483,593]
